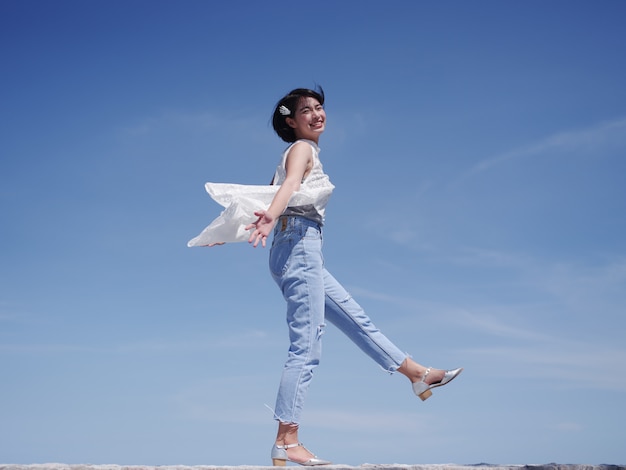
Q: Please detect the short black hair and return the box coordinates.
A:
[272,86,325,143]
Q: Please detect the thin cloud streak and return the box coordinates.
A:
[464,344,626,390]
[452,309,554,342]
[0,329,277,355]
[349,249,626,324]
[120,111,222,137]
[305,409,433,432]
[460,116,626,181]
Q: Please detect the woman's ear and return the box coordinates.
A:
[286,117,297,129]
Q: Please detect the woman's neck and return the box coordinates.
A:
[297,136,320,145]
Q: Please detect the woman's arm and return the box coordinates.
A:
[246,142,312,247]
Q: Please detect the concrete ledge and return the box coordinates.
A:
[1,464,624,470]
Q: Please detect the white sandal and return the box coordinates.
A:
[271,442,332,466]
[412,367,463,400]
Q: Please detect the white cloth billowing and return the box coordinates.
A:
[187,182,334,247]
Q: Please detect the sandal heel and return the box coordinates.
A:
[418,389,433,401]
[272,459,287,466]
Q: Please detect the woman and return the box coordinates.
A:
[243,87,463,466]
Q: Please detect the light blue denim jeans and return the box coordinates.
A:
[269,216,408,424]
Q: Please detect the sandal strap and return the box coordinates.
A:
[276,442,302,450]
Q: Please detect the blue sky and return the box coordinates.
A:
[1,0,625,466]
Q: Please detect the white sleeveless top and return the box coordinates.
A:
[272,139,334,225]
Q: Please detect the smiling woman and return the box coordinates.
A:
[189,86,463,466]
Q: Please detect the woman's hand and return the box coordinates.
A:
[245,210,276,248]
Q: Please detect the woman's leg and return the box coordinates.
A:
[323,268,448,384]
[270,220,327,463]
[271,221,326,425]
[323,268,407,370]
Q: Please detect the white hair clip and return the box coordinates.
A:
[278,105,291,116]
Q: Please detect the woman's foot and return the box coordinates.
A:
[279,442,315,464]
[271,442,331,466]
[417,367,446,385]
[412,367,463,400]
[273,422,331,466]
[398,358,463,400]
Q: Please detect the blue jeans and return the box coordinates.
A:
[269,216,408,424]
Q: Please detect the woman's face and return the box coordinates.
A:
[286,96,326,143]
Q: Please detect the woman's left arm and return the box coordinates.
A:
[245,142,311,247]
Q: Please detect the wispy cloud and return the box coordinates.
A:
[445,247,626,312]
[464,343,626,390]
[118,109,270,145]
[461,116,626,180]
[452,309,554,342]
[551,422,584,432]
[173,376,435,432]
[0,329,276,355]
[172,374,275,425]
[119,110,222,137]
[305,409,433,432]
[368,116,626,254]
[351,248,626,319]
[0,304,46,326]
[541,257,626,305]
[449,246,535,270]
[114,329,275,353]
[0,343,99,354]
[346,251,626,392]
